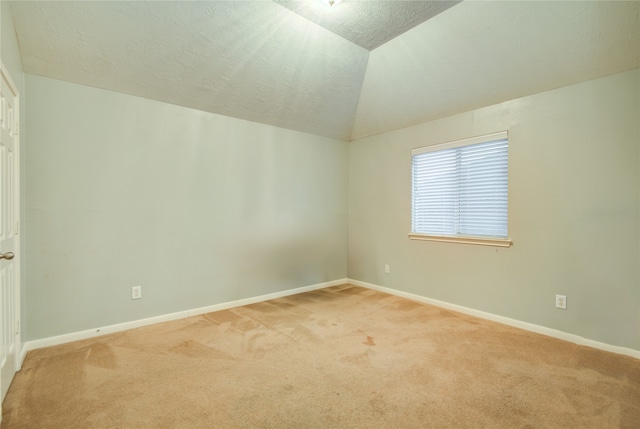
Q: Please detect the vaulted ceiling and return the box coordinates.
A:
[9,1,640,141]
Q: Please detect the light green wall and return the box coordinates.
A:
[349,69,640,350]
[25,74,348,341]
[13,22,640,351]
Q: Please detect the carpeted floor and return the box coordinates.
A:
[2,284,639,428]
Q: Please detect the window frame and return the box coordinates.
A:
[409,131,512,248]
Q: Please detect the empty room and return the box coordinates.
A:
[1,0,639,427]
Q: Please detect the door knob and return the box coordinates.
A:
[0,252,15,260]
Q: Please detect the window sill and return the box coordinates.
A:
[408,233,513,248]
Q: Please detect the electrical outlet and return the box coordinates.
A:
[384,264,390,273]
[132,286,142,300]
[555,294,567,310]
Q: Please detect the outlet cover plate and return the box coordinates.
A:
[132,286,142,300]
[555,294,566,309]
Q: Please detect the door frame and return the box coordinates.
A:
[0,61,22,417]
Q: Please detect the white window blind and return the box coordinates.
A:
[411,132,509,242]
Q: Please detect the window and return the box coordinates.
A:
[410,131,512,247]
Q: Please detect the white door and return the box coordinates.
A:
[0,64,21,409]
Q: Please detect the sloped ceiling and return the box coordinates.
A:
[352,1,640,139]
[273,0,459,50]
[9,1,640,141]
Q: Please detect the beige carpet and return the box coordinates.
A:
[2,285,639,428]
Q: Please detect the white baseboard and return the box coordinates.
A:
[20,277,639,363]
[348,278,640,360]
[21,278,347,360]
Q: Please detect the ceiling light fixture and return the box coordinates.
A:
[319,0,343,7]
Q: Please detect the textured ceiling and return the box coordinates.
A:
[10,1,369,140]
[352,0,640,139]
[9,1,640,141]
[273,0,460,50]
